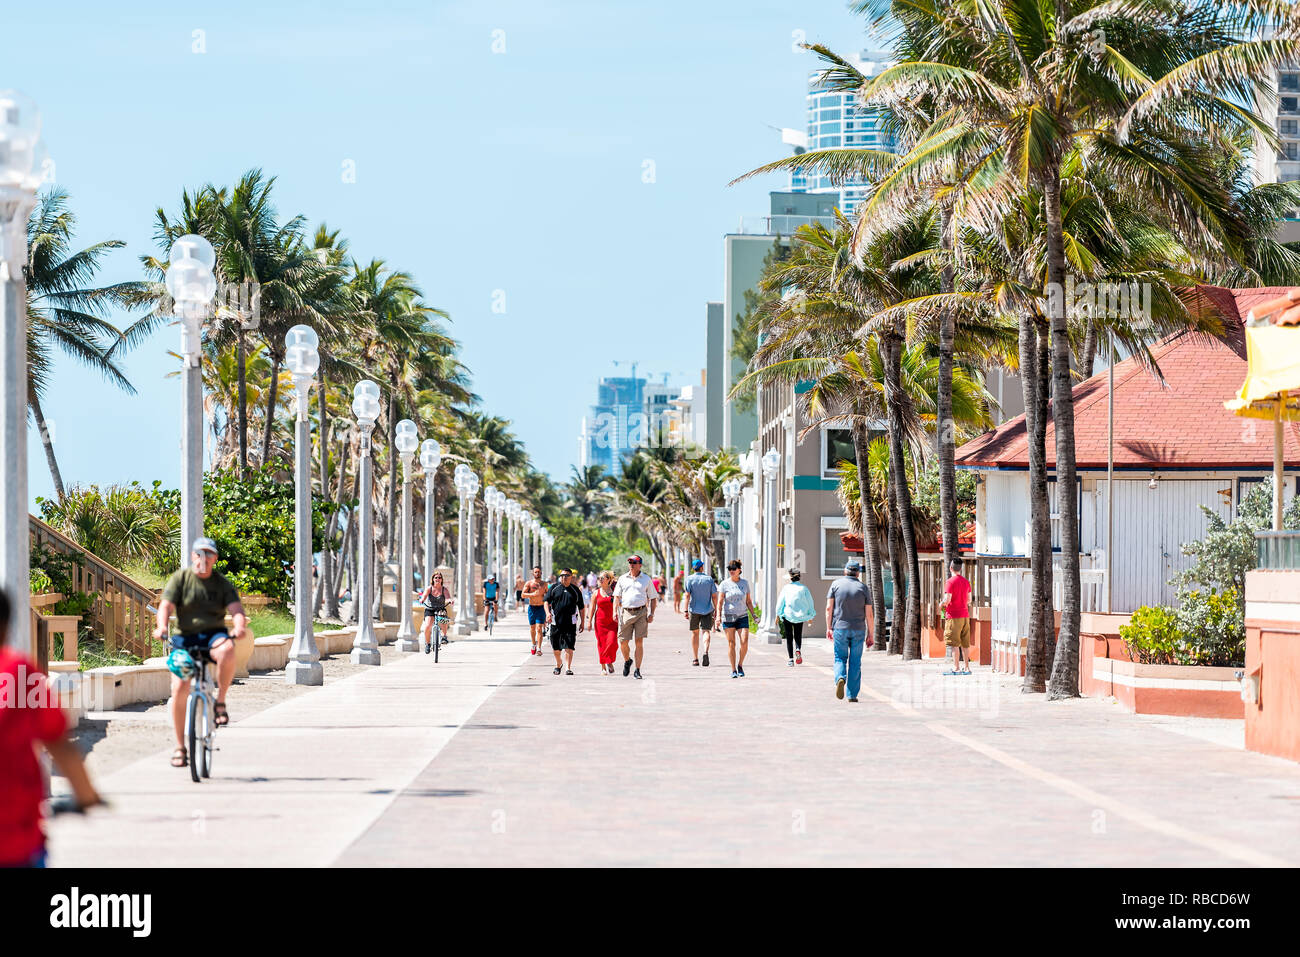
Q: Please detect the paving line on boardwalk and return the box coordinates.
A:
[751,642,1290,867]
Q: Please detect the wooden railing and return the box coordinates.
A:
[29,515,159,661]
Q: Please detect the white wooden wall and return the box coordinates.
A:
[1107,479,1232,612]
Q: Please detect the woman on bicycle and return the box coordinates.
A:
[418,572,453,654]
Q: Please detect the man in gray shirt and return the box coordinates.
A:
[681,559,719,667]
[825,560,874,703]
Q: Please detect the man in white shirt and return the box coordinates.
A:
[612,554,656,678]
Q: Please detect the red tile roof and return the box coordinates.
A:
[955,286,1300,470]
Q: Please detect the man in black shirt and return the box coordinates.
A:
[545,569,585,675]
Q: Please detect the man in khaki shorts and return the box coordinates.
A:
[613,554,656,679]
[940,558,972,675]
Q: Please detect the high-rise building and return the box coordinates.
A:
[582,375,647,478]
[800,50,896,218]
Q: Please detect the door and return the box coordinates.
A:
[1109,479,1232,612]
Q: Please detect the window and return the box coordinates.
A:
[820,109,841,121]
[1285,143,1298,161]
[1047,478,1082,551]
[1284,96,1298,113]
[1284,120,1298,135]
[822,427,856,479]
[821,516,852,579]
[1283,73,1300,91]
[820,121,841,134]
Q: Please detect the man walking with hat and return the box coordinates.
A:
[613,554,656,678]
[825,559,873,703]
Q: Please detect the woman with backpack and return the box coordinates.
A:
[418,572,454,654]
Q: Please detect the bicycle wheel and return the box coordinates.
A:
[487,607,494,635]
[187,692,202,784]
[199,698,212,779]
[434,619,441,662]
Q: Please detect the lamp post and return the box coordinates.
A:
[350,380,382,665]
[284,325,323,685]
[722,477,743,570]
[484,485,499,585]
[167,233,218,575]
[0,92,45,656]
[454,466,479,635]
[504,499,518,612]
[420,439,441,585]
[393,419,420,652]
[491,490,504,584]
[759,447,782,644]
[453,464,469,633]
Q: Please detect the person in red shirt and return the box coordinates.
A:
[0,588,101,867]
[940,558,973,675]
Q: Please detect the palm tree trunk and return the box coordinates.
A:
[386,389,398,558]
[886,468,906,655]
[237,330,249,479]
[322,429,349,620]
[1021,312,1050,692]
[31,394,66,503]
[1080,320,1098,380]
[1044,167,1082,700]
[884,331,922,659]
[260,351,282,468]
[851,418,887,651]
[937,201,958,568]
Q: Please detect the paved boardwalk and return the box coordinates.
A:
[50,613,1300,867]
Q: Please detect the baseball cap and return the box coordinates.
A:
[628,555,643,564]
[692,559,703,570]
[844,559,862,573]
[192,537,219,556]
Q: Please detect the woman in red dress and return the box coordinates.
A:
[587,570,619,674]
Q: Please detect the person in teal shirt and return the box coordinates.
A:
[774,568,816,666]
[482,575,500,627]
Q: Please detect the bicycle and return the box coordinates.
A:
[185,645,220,784]
[485,600,497,635]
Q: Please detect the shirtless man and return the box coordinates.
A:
[522,564,549,655]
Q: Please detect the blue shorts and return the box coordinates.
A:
[723,616,749,631]
[527,605,546,626]
[171,629,231,653]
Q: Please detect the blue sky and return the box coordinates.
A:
[3,0,873,500]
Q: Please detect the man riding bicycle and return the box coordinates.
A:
[482,574,500,628]
[153,538,248,769]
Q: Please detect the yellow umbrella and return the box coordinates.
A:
[1225,307,1300,530]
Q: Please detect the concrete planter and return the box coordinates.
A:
[1090,658,1243,718]
[248,635,291,672]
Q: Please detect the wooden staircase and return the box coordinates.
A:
[30,514,159,660]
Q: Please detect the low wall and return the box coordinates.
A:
[921,604,993,665]
[1244,569,1300,763]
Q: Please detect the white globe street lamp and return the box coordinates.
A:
[284,325,323,685]
[504,498,519,612]
[759,447,782,643]
[0,91,45,656]
[722,477,744,570]
[455,468,480,635]
[393,419,420,652]
[350,380,383,665]
[420,439,442,584]
[166,233,218,578]
[484,484,498,589]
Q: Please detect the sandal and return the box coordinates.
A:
[566,669,574,675]
[692,659,700,666]
[553,667,562,675]
[170,747,188,768]
[214,702,230,727]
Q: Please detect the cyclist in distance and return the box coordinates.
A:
[418,572,453,652]
[482,574,500,629]
[153,538,248,769]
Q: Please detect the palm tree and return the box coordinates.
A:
[25,189,152,501]
[566,465,609,520]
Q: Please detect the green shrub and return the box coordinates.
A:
[1120,605,1182,664]
[1120,594,1244,667]
[29,568,54,594]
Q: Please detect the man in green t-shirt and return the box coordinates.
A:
[153,538,248,769]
